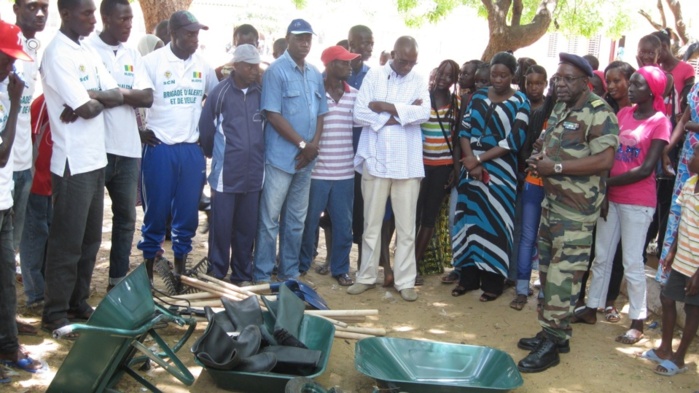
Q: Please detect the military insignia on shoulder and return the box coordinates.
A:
[590,99,604,108]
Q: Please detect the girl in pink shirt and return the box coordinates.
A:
[578,66,671,344]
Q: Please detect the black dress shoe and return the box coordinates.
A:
[517,331,570,353]
[518,337,560,373]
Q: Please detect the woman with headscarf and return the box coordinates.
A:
[576,66,670,344]
[451,52,530,301]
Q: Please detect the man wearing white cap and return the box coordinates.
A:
[254,19,328,283]
[199,44,264,286]
[138,10,217,289]
[0,19,45,377]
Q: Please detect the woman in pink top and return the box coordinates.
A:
[577,66,671,344]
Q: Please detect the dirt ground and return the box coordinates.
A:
[4,192,699,393]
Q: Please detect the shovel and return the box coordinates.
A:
[242,280,330,311]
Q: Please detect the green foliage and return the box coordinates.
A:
[395,0,631,39]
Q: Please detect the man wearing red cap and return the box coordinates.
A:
[298,46,360,287]
[0,20,45,380]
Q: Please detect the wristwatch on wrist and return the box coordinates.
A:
[298,140,307,150]
[554,162,563,174]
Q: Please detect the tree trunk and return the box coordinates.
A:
[139,0,194,34]
[481,0,557,61]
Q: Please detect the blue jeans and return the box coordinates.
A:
[516,182,545,296]
[105,154,139,284]
[19,193,52,305]
[0,208,19,354]
[299,178,353,276]
[12,169,32,251]
[254,164,313,282]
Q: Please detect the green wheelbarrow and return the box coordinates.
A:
[47,263,197,393]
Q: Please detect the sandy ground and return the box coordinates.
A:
[4,191,699,393]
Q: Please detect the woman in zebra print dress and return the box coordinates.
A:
[451,52,530,301]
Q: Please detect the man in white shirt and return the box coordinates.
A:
[138,10,216,291]
[0,19,45,377]
[11,0,48,333]
[40,0,122,333]
[348,36,430,302]
[84,0,153,289]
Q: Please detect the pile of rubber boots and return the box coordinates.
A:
[191,285,322,375]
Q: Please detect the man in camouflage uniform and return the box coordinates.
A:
[516,53,619,373]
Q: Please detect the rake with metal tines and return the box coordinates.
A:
[156,257,211,295]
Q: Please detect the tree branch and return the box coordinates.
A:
[665,0,689,45]
[638,9,664,31]
[512,0,523,26]
[657,0,667,27]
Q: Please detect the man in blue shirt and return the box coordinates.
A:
[347,25,373,90]
[254,19,328,283]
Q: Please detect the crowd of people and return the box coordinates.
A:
[0,0,698,383]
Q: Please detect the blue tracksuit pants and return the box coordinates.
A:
[138,143,205,259]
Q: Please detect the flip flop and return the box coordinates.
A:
[479,292,499,302]
[615,328,644,345]
[0,357,48,374]
[654,359,688,376]
[640,349,664,364]
[604,306,621,323]
[0,368,9,384]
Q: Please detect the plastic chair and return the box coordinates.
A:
[47,263,196,393]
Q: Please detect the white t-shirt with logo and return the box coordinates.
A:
[84,34,154,158]
[0,79,15,210]
[41,31,118,176]
[12,33,40,172]
[142,44,217,145]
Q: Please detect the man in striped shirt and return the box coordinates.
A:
[298,46,359,287]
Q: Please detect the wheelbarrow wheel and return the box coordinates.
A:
[285,377,335,393]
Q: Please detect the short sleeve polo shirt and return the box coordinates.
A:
[142,44,217,145]
[41,31,119,176]
[84,33,154,158]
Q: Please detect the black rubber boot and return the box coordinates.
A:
[144,258,155,286]
[174,255,187,293]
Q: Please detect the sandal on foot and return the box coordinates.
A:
[604,306,621,323]
[441,270,459,284]
[16,320,38,336]
[479,292,499,302]
[0,356,47,374]
[0,369,9,384]
[451,285,474,297]
[640,349,664,364]
[509,294,528,311]
[414,274,424,286]
[314,264,329,275]
[333,273,354,287]
[615,328,644,345]
[654,359,687,376]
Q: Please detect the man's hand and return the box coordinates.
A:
[7,73,24,104]
[60,105,79,123]
[140,129,161,146]
[368,101,387,114]
[527,153,556,177]
[295,141,320,170]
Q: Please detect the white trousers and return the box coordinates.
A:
[587,202,654,320]
[357,169,420,291]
